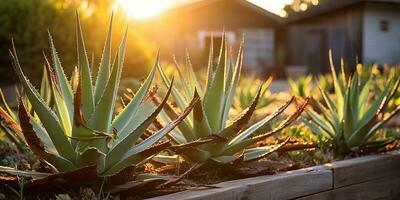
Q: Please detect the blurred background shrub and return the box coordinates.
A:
[0,0,154,85]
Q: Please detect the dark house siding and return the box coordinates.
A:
[285,3,364,74]
[143,0,281,76]
[158,0,280,30]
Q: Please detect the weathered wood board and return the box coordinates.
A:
[296,173,400,200]
[147,166,332,200]
[147,151,400,200]
[328,151,400,188]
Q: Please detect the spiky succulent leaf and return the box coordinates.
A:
[40,66,51,105]
[104,80,174,173]
[203,34,227,132]
[76,12,95,120]
[18,101,75,171]
[112,54,158,134]
[48,32,74,118]
[94,13,113,103]
[228,96,294,145]
[157,62,189,112]
[90,28,127,133]
[221,41,243,128]
[192,90,212,138]
[104,94,199,175]
[11,43,76,162]
[158,35,302,165]
[3,14,184,190]
[0,166,50,179]
[217,84,263,139]
[205,36,214,92]
[44,57,72,137]
[242,139,288,162]
[305,60,399,156]
[224,99,308,155]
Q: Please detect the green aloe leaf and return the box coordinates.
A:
[104,80,174,173]
[174,53,192,100]
[76,147,106,168]
[205,36,214,92]
[40,66,51,106]
[314,100,337,133]
[203,34,227,132]
[44,56,72,137]
[18,101,75,171]
[358,80,371,117]
[115,102,156,144]
[228,96,294,145]
[94,13,113,104]
[76,12,95,120]
[303,119,332,138]
[72,75,101,152]
[354,80,391,131]
[157,62,188,112]
[218,84,263,138]
[48,32,74,118]
[187,56,204,97]
[112,53,158,134]
[359,106,400,145]
[243,139,288,162]
[225,99,308,155]
[318,86,337,113]
[221,40,243,128]
[307,107,335,137]
[192,90,212,138]
[329,51,345,120]
[106,96,199,175]
[156,67,195,141]
[90,28,127,133]
[127,97,199,155]
[152,155,179,164]
[211,155,237,164]
[11,44,76,162]
[0,166,50,179]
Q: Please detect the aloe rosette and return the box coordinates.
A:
[0,13,197,192]
[303,52,400,157]
[155,35,308,166]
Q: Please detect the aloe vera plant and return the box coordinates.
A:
[366,65,400,113]
[233,76,275,112]
[155,35,308,166]
[0,13,197,192]
[303,53,400,157]
[288,75,313,99]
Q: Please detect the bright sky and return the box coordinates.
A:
[116,0,294,19]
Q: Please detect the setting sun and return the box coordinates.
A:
[116,0,179,19]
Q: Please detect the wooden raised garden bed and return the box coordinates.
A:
[147,151,400,200]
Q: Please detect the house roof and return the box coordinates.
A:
[160,0,284,24]
[287,0,400,23]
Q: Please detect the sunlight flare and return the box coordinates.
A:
[116,0,179,19]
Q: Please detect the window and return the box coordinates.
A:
[380,20,389,32]
[198,31,235,50]
[198,31,236,63]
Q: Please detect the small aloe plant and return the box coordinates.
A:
[155,35,308,166]
[233,76,275,113]
[0,13,197,192]
[288,75,314,99]
[303,53,400,157]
